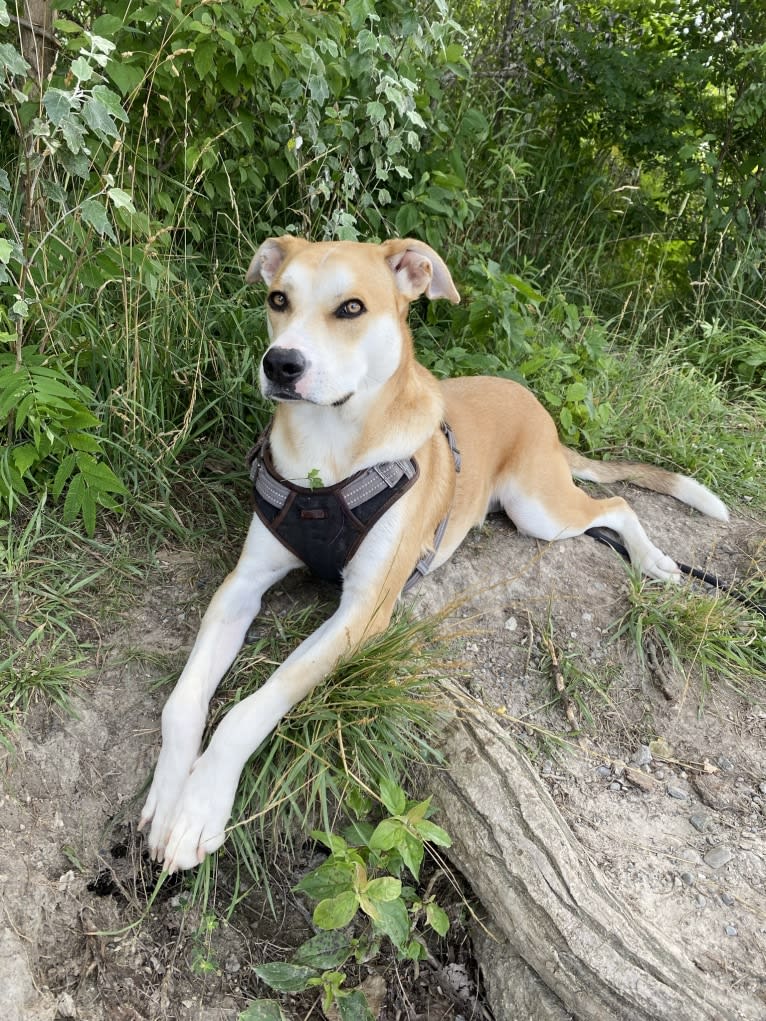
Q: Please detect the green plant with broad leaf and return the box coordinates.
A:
[244,780,451,1019]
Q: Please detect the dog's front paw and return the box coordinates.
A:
[160,752,238,873]
[139,743,198,863]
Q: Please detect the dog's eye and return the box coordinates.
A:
[268,291,288,311]
[336,299,365,319]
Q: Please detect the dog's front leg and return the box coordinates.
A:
[140,517,299,861]
[158,512,415,873]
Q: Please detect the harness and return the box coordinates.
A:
[246,423,461,592]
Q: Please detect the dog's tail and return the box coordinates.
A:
[563,447,729,521]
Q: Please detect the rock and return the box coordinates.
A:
[725,925,738,937]
[720,892,735,906]
[703,846,733,870]
[597,765,612,778]
[612,760,626,778]
[696,895,706,908]
[624,766,654,792]
[630,745,653,767]
[504,616,518,632]
[680,872,694,886]
[689,813,709,833]
[717,756,735,772]
[666,785,689,800]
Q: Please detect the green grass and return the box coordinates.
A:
[615,566,766,706]
[194,605,454,894]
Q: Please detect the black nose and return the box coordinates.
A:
[262,347,307,386]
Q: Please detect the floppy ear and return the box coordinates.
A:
[382,238,461,304]
[245,236,304,285]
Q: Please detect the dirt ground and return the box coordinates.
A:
[2,486,765,1020]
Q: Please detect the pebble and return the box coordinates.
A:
[725,925,738,937]
[759,782,766,795]
[597,765,612,778]
[689,813,709,833]
[704,846,733,869]
[612,760,626,778]
[721,892,735,906]
[667,785,690,800]
[631,744,653,767]
[680,872,695,886]
[503,616,518,632]
[717,756,735,772]
[696,895,707,908]
[609,782,623,792]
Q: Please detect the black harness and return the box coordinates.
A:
[247,423,461,592]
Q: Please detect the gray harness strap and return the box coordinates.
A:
[402,422,461,592]
[246,422,461,592]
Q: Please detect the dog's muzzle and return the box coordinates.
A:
[262,347,307,394]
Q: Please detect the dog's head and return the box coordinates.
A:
[246,237,460,407]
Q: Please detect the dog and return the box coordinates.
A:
[139,236,728,873]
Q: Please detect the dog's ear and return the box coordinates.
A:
[245,236,304,285]
[382,238,461,304]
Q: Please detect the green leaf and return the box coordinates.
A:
[368,818,404,852]
[337,990,376,1021]
[398,831,424,880]
[82,97,118,139]
[252,962,317,994]
[413,819,451,847]
[70,56,93,81]
[294,861,355,901]
[379,778,407,816]
[425,902,449,936]
[194,40,217,79]
[251,41,272,66]
[365,877,401,904]
[292,931,354,970]
[43,88,72,125]
[62,473,85,524]
[12,444,38,476]
[106,58,145,95]
[80,198,116,241]
[0,42,30,76]
[313,890,359,931]
[0,239,12,263]
[238,1001,288,1021]
[108,187,136,213]
[372,896,410,950]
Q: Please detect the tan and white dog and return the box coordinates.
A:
[140,236,728,872]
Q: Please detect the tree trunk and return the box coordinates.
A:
[431,695,753,1021]
[14,0,56,83]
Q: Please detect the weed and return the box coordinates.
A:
[615,574,766,705]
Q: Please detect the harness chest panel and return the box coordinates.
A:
[247,423,460,589]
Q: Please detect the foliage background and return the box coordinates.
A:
[1,0,764,533]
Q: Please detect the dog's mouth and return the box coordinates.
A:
[265,387,354,408]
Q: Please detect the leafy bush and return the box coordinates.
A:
[248,780,451,1020]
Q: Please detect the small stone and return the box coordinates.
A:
[725,925,738,937]
[541,759,553,777]
[655,768,666,780]
[667,785,690,800]
[624,766,654,792]
[56,993,77,1019]
[704,846,733,869]
[696,895,707,908]
[609,782,623,792]
[503,616,518,632]
[720,892,735,906]
[689,813,709,833]
[224,954,240,975]
[631,744,653,767]
[717,756,735,772]
[681,872,695,886]
[612,759,626,778]
[597,765,612,778]
[759,782,766,795]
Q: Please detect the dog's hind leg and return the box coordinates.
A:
[495,466,681,582]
